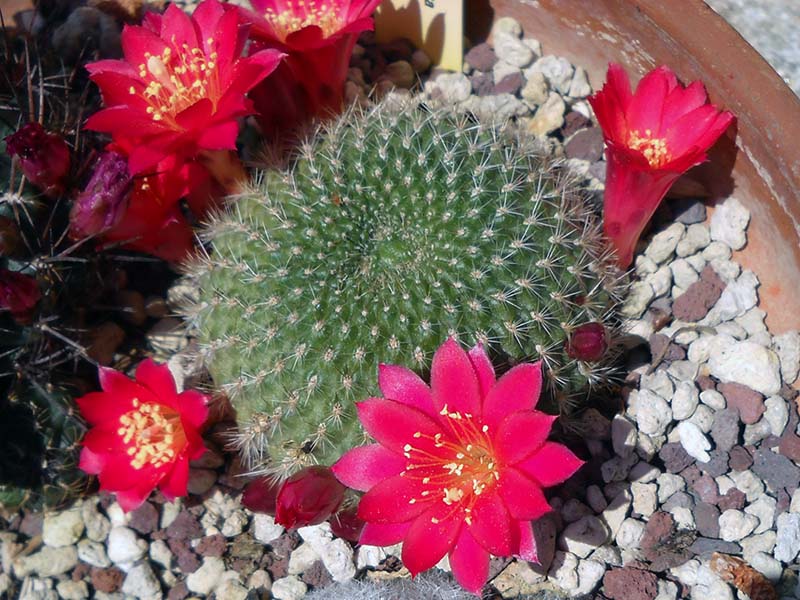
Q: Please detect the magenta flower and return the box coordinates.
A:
[332,338,584,594]
[4,123,71,197]
[69,152,132,240]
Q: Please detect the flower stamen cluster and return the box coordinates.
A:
[627,129,671,168]
[118,398,184,469]
[263,1,343,40]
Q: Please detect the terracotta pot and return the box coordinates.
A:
[468,0,800,333]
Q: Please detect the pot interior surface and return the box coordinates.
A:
[468,0,800,333]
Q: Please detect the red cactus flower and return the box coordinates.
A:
[332,338,584,594]
[274,465,346,528]
[241,476,281,515]
[4,123,71,197]
[0,269,40,323]
[565,322,609,362]
[237,0,382,137]
[77,359,209,512]
[69,152,132,240]
[589,63,735,268]
[85,0,283,174]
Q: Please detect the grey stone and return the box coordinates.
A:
[425,72,471,103]
[187,556,226,595]
[630,462,660,483]
[711,409,740,451]
[13,546,78,577]
[525,92,565,136]
[774,513,800,563]
[122,563,163,600]
[676,223,711,256]
[689,537,742,557]
[567,66,592,98]
[645,223,685,264]
[526,55,574,94]
[601,490,632,538]
[745,495,777,535]
[575,559,605,595]
[694,503,721,538]
[494,32,534,67]
[774,330,800,384]
[672,381,700,420]
[671,259,700,290]
[107,526,147,567]
[709,197,750,250]
[752,448,800,492]
[615,518,646,551]
[750,551,782,581]
[77,539,110,568]
[657,474,687,504]
[43,508,84,548]
[586,485,608,513]
[612,414,637,458]
[708,340,782,396]
[559,516,609,558]
[271,576,307,600]
[687,404,715,433]
[764,396,789,436]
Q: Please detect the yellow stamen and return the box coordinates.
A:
[628,128,671,168]
[263,1,344,42]
[117,399,184,470]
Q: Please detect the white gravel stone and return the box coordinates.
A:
[657,474,687,503]
[639,370,674,401]
[685,252,707,273]
[671,507,695,530]
[687,404,715,433]
[745,495,777,535]
[271,576,307,600]
[775,513,800,563]
[699,389,726,410]
[730,470,765,502]
[750,551,782,581]
[356,545,388,569]
[676,223,711,257]
[43,509,84,548]
[81,501,110,542]
[666,360,699,382]
[629,462,660,483]
[521,70,549,107]
[526,55,574,94]
[253,514,284,544]
[601,453,638,482]
[298,523,356,582]
[586,485,608,513]
[106,502,128,527]
[774,330,800,384]
[645,265,672,298]
[548,551,578,591]
[13,546,78,577]
[106,526,147,568]
[149,540,172,569]
[526,92,565,136]
[655,579,679,600]
[709,258,741,284]
[466,93,528,122]
[621,281,655,318]
[160,501,181,529]
[735,307,768,335]
[56,580,89,600]
[492,59,521,85]
[425,72,471,103]
[187,556,226,596]
[645,223,685,264]
[221,510,247,538]
[670,559,700,587]
[494,32,534,67]
[611,415,637,458]
[559,516,609,558]
[601,491,632,538]
[615,518,646,551]
[716,320,747,340]
[676,421,711,462]
[719,509,759,541]
[708,339,782,395]
[703,270,759,325]
[216,580,249,600]
[122,563,162,600]
[631,483,657,517]
[671,381,699,420]
[635,432,663,461]
[792,489,800,513]
[77,539,110,568]
[693,564,735,600]
[741,531,777,562]
[670,259,699,290]
[575,559,605,595]
[702,240,732,261]
[567,66,592,98]
[632,389,672,436]
[635,255,658,276]
[492,15,522,37]
[247,569,272,592]
[709,197,750,250]
[288,543,319,576]
[763,396,789,437]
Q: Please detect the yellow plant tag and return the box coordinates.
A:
[373,0,464,72]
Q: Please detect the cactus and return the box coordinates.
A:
[188,99,625,479]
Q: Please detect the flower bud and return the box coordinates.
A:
[0,269,41,323]
[0,216,21,256]
[4,123,71,196]
[275,466,345,529]
[241,476,281,515]
[565,322,609,362]
[329,507,365,543]
[69,152,132,239]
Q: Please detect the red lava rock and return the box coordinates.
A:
[167,581,189,600]
[565,127,605,162]
[698,450,729,477]
[729,446,754,471]
[672,265,726,321]
[752,449,800,493]
[660,443,695,473]
[693,502,721,538]
[710,409,740,452]
[471,72,494,96]
[695,375,717,391]
[718,382,766,424]
[603,567,659,600]
[72,562,91,581]
[168,539,201,574]
[493,72,523,95]
[196,533,227,558]
[779,432,800,462]
[716,488,746,511]
[166,511,203,541]
[301,560,334,589]
[680,464,702,487]
[560,111,592,138]
[464,42,496,72]
[777,488,792,514]
[91,567,125,593]
[641,512,692,571]
[128,501,159,535]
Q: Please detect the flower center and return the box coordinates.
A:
[132,41,220,124]
[263,1,344,41]
[401,405,499,523]
[117,399,185,469]
[627,129,671,168]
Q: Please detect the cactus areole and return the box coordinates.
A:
[191,100,624,479]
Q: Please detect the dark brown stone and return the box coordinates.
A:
[471,72,494,96]
[167,539,201,574]
[691,474,720,504]
[660,443,694,473]
[696,375,717,391]
[710,409,741,451]
[301,560,334,590]
[18,511,43,538]
[91,567,124,593]
[728,446,753,471]
[196,533,227,558]
[167,581,189,600]
[464,42,496,72]
[693,503,720,538]
[752,448,800,493]
[716,488,746,511]
[493,72,523,95]
[672,266,725,321]
[72,562,91,581]
[603,567,659,600]
[560,110,592,137]
[166,511,203,541]
[128,501,159,535]
[718,382,765,424]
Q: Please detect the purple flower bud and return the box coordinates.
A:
[0,269,40,323]
[4,123,71,196]
[69,152,132,240]
[565,322,609,362]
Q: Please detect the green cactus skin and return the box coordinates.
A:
[188,100,625,479]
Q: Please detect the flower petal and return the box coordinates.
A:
[449,528,490,595]
[159,455,190,501]
[355,398,440,455]
[135,359,176,400]
[467,343,495,398]
[332,444,407,492]
[516,520,539,563]
[115,484,155,512]
[662,80,708,125]
[493,410,557,465]
[77,392,129,425]
[176,390,209,429]
[468,490,517,557]
[357,474,430,523]
[515,442,585,488]
[359,521,412,546]
[377,363,436,418]
[98,366,157,405]
[482,362,542,431]
[430,337,481,418]
[401,506,463,576]
[78,447,106,475]
[627,65,675,135]
[497,467,551,521]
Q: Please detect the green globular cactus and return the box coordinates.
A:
[188,99,625,479]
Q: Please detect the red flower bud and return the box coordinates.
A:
[4,123,71,197]
[275,466,345,529]
[0,216,21,256]
[0,269,41,323]
[69,152,132,240]
[329,507,365,543]
[241,476,281,515]
[565,322,609,362]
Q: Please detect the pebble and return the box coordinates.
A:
[611,415,637,457]
[709,340,782,396]
[271,575,308,600]
[774,513,800,563]
[520,70,549,106]
[670,259,698,290]
[621,281,656,318]
[43,509,85,548]
[56,580,89,600]
[690,538,741,559]
[671,381,699,420]
[149,540,172,569]
[121,563,163,600]
[656,474,686,503]
[549,551,579,591]
[719,509,759,541]
[741,531,777,561]
[13,546,78,577]
[692,564,735,600]
[729,469,765,501]
[745,495,777,534]
[382,60,415,88]
[576,559,605,595]
[694,502,721,538]
[676,421,711,463]
[82,502,111,543]
[587,485,608,513]
[492,59,519,84]
[703,270,759,325]
[645,223,685,264]
[752,448,800,492]
[631,483,658,517]
[426,72,471,103]
[673,266,726,321]
[567,66,592,98]
[559,516,609,558]
[77,539,111,568]
[632,389,672,436]
[615,518,646,551]
[687,404,715,433]
[464,43,496,71]
[492,15,523,37]
[106,527,147,567]
[525,92,565,136]
[764,396,789,436]
[493,32,534,67]
[603,567,658,600]
[646,266,672,298]
[186,556,226,596]
[526,55,574,94]
[639,370,674,401]
[774,330,800,383]
[676,223,711,256]
[410,49,431,73]
[749,551,782,581]
[298,523,356,582]
[709,197,750,250]
[216,580,249,600]
[601,490,632,539]
[253,514,284,544]
[699,389,726,410]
